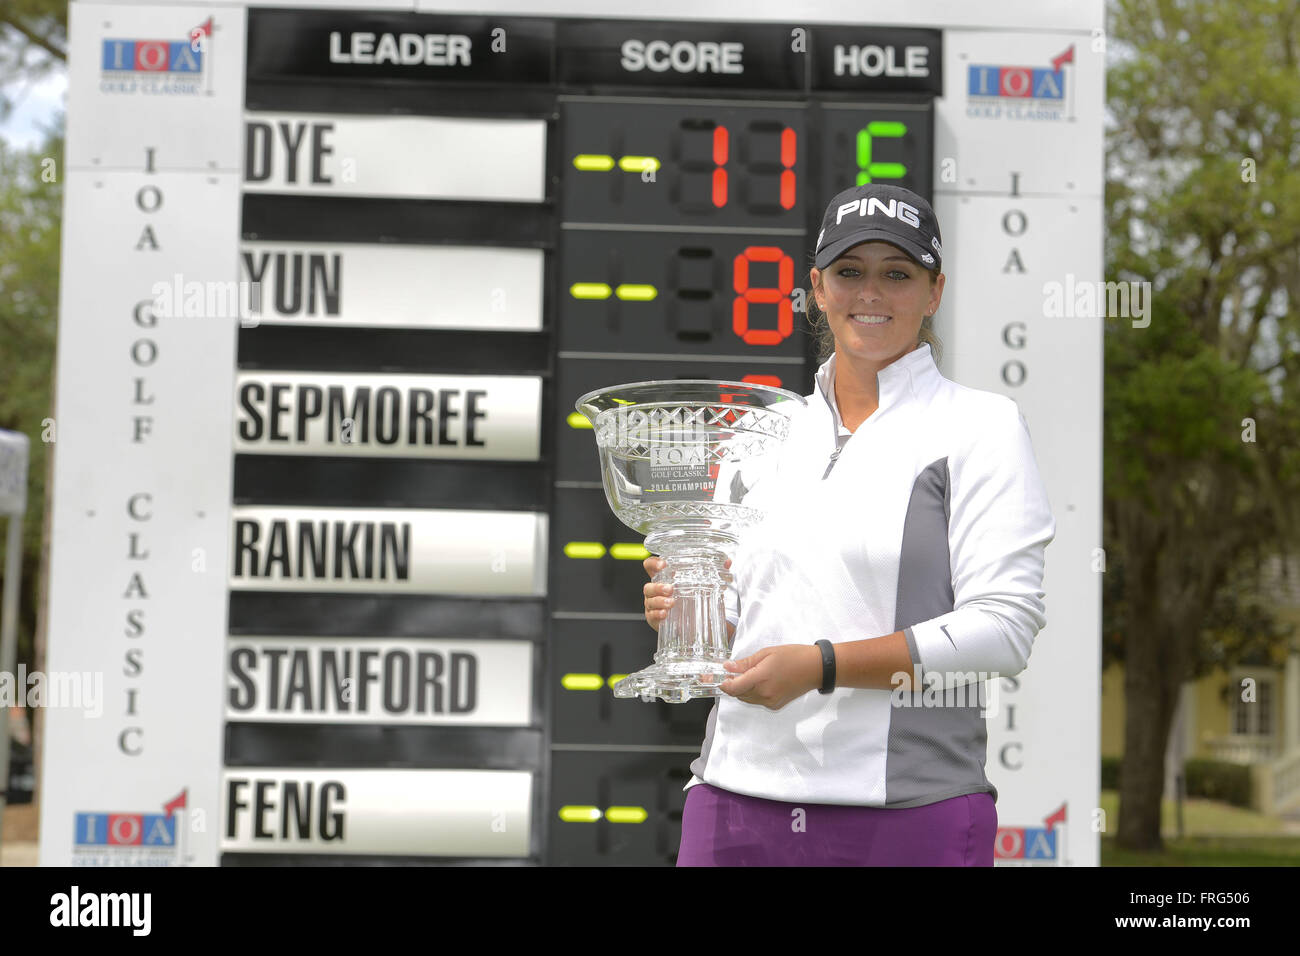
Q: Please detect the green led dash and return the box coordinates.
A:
[609,543,649,561]
[618,155,660,172]
[573,154,615,171]
[564,542,606,559]
[562,673,605,691]
[559,805,603,823]
[868,121,908,137]
[856,165,907,186]
[614,284,657,302]
[605,806,648,824]
[570,282,613,300]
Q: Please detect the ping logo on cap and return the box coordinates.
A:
[834,197,922,229]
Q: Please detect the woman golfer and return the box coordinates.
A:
[642,183,1056,866]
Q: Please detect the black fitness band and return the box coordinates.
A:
[815,639,836,694]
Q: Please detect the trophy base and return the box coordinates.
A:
[612,660,732,703]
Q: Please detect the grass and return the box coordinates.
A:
[1102,836,1300,866]
[1097,789,1300,866]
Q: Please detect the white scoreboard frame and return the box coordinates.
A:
[42,0,1104,866]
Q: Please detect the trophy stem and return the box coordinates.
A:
[613,527,736,703]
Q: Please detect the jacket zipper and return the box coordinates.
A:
[822,445,842,479]
[820,373,848,479]
[822,383,845,478]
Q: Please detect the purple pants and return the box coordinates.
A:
[676,783,996,866]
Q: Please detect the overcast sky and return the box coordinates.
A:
[1,69,67,150]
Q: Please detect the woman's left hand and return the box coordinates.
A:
[720,644,823,710]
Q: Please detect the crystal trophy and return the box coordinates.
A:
[574,380,805,702]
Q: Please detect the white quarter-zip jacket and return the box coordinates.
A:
[686,342,1056,807]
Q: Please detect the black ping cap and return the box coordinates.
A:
[813,184,942,273]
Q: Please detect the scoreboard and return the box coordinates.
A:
[43,0,1104,867]
[231,9,937,865]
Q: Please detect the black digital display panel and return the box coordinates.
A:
[551,616,713,748]
[558,230,809,356]
[819,100,934,199]
[561,100,807,227]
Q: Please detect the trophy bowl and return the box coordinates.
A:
[574,379,806,702]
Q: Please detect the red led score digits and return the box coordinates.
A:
[732,246,794,345]
[699,123,797,209]
[560,232,804,355]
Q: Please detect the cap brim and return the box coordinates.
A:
[814,229,937,271]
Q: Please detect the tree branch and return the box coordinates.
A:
[0,16,67,62]
[1239,282,1272,363]
[1282,2,1297,70]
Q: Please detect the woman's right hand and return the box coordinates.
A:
[643,556,672,631]
[642,556,733,632]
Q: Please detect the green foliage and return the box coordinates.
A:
[1103,299,1265,507]
[1102,0,1300,674]
[0,0,67,120]
[1104,3,1300,853]
[1101,755,1121,790]
[1101,757,1255,808]
[0,117,63,669]
[1183,758,1254,809]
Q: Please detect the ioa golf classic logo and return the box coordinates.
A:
[72,788,195,866]
[100,17,214,95]
[966,45,1075,121]
[994,802,1067,866]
